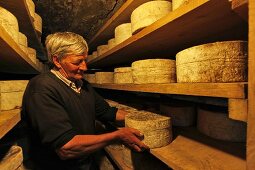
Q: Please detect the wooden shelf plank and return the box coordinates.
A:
[88,0,247,68]
[232,0,248,21]
[0,0,47,61]
[92,82,247,99]
[0,109,21,139]
[150,127,246,170]
[104,146,132,170]
[0,25,40,74]
[88,0,150,51]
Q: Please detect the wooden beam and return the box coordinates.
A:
[232,0,248,21]
[228,99,247,122]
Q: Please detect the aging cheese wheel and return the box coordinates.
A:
[160,102,196,126]
[95,72,114,84]
[0,146,23,170]
[27,47,37,64]
[114,67,133,84]
[18,32,28,47]
[108,38,116,49]
[132,59,176,84]
[114,23,132,45]
[0,7,19,43]
[25,0,35,20]
[131,1,172,34]
[125,111,172,148]
[34,13,42,34]
[97,45,109,56]
[0,80,28,111]
[83,74,96,83]
[176,41,248,82]
[172,0,189,10]
[197,106,246,142]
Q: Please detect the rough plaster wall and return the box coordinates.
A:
[34,0,125,43]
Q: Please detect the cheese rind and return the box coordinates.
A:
[95,72,114,84]
[172,0,189,10]
[114,23,132,45]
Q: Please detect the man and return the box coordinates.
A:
[22,32,148,170]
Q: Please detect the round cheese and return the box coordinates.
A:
[176,41,248,82]
[114,67,132,73]
[25,0,35,20]
[0,7,19,43]
[95,72,114,84]
[108,38,116,49]
[132,59,175,69]
[34,13,42,34]
[83,74,96,83]
[172,0,189,10]
[114,23,132,45]
[125,111,172,148]
[197,106,246,142]
[131,1,172,34]
[97,45,109,56]
[114,67,133,84]
[18,32,28,47]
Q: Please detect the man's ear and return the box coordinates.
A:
[53,56,61,69]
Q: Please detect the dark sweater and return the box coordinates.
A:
[21,72,117,170]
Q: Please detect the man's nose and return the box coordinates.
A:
[79,61,87,71]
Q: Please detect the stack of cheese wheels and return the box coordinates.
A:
[172,0,189,10]
[95,72,114,84]
[131,1,172,34]
[97,45,109,56]
[176,41,248,82]
[34,13,42,34]
[114,23,132,45]
[125,110,172,148]
[0,146,23,170]
[160,101,196,127]
[0,7,19,43]
[25,0,35,20]
[0,80,29,111]
[114,67,133,84]
[132,59,176,84]
[197,106,246,142]
[27,47,37,64]
[108,38,116,49]
[83,74,96,83]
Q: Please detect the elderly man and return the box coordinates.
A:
[22,32,148,170]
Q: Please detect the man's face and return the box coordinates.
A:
[59,53,87,81]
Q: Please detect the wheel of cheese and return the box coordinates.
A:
[197,106,246,142]
[131,1,172,34]
[25,0,35,20]
[125,111,172,148]
[172,0,189,10]
[83,74,96,83]
[176,41,248,82]
[95,72,114,84]
[132,59,175,69]
[34,13,42,34]
[108,38,116,49]
[97,45,109,56]
[0,7,19,43]
[160,102,196,126]
[114,23,132,45]
[27,47,37,64]
[114,67,133,84]
[0,146,23,170]
[18,32,28,47]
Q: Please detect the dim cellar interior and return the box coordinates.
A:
[0,0,254,169]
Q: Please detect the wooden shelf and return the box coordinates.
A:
[150,127,246,170]
[104,146,132,170]
[232,0,248,21]
[0,109,21,139]
[87,0,247,68]
[92,82,247,99]
[0,25,40,74]
[88,0,150,51]
[0,0,47,61]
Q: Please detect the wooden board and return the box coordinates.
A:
[150,127,246,170]
[0,109,21,139]
[88,0,150,51]
[92,82,247,99]
[0,25,40,74]
[232,0,248,21]
[228,99,247,122]
[247,0,255,168]
[0,0,47,60]
[88,0,247,68]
